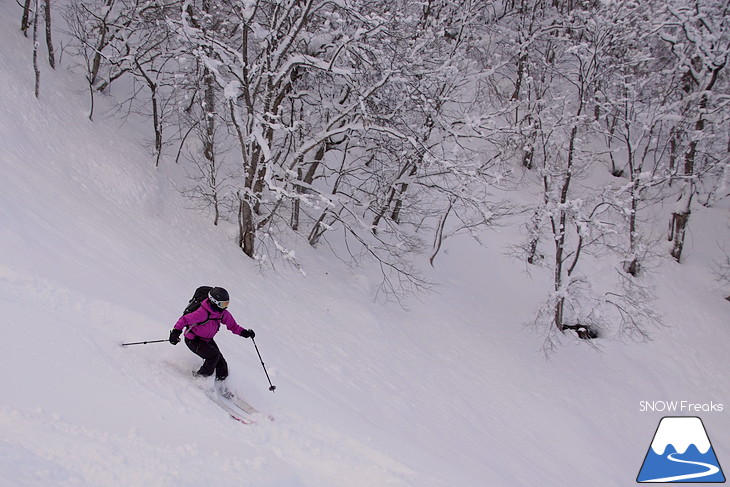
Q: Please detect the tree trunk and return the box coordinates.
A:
[90,0,115,87]
[669,183,693,263]
[551,119,579,331]
[238,193,257,257]
[623,118,640,276]
[668,88,709,262]
[203,67,218,223]
[43,0,55,69]
[391,164,418,223]
[292,141,328,230]
[32,0,40,98]
[21,0,31,35]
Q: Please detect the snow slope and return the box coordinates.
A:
[1,5,728,486]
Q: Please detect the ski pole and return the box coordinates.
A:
[121,339,168,346]
[251,337,276,392]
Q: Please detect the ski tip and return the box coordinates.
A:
[231,414,254,425]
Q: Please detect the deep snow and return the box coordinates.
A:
[1,4,729,486]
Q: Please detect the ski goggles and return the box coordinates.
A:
[210,297,230,310]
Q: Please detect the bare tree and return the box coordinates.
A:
[492,0,664,347]
[173,0,393,255]
[62,0,122,120]
[660,0,730,262]
[595,0,678,276]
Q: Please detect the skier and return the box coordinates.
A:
[169,287,255,387]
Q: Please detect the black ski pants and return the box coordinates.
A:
[185,337,228,380]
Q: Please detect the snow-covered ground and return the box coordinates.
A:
[1,4,728,486]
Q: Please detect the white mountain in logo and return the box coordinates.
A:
[651,417,712,455]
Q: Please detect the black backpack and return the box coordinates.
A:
[183,286,213,327]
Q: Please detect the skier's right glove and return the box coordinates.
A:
[169,329,182,345]
[240,328,255,339]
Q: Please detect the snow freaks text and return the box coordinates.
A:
[639,401,724,413]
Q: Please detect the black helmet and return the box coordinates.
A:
[208,287,230,311]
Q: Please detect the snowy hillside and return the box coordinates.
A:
[1,3,729,487]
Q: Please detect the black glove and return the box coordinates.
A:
[169,328,182,345]
[240,328,255,339]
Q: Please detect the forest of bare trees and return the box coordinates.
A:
[20,0,729,347]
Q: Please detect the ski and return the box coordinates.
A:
[205,388,256,424]
[213,382,275,422]
[227,393,258,415]
[169,364,269,424]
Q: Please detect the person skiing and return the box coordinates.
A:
[169,287,255,386]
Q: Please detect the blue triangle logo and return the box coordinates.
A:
[637,417,726,483]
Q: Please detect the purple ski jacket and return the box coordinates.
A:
[173,298,245,341]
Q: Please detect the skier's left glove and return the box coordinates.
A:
[169,328,182,345]
[240,328,255,339]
